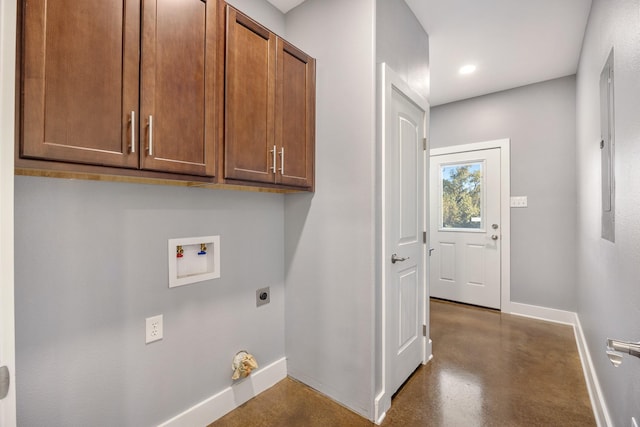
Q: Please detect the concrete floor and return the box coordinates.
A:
[210,299,596,426]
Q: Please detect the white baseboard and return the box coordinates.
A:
[373,392,388,426]
[508,301,576,325]
[425,338,433,364]
[573,316,613,427]
[508,302,611,426]
[158,357,287,427]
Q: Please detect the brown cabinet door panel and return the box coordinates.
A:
[140,0,218,177]
[22,0,140,168]
[275,40,315,188]
[224,7,276,184]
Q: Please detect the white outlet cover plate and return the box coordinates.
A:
[510,196,528,208]
[146,314,163,344]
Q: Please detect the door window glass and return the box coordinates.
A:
[441,162,483,229]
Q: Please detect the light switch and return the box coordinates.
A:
[510,196,528,208]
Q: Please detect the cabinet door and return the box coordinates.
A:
[275,40,315,189]
[224,7,276,184]
[21,0,140,168]
[140,0,219,176]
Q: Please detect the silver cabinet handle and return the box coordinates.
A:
[429,248,435,256]
[391,253,409,264]
[270,145,276,173]
[491,235,499,240]
[130,111,136,153]
[147,115,153,156]
[279,147,285,174]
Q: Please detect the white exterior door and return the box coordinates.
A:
[430,148,501,309]
[0,0,17,424]
[385,73,427,395]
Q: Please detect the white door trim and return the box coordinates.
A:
[0,0,17,425]
[430,139,511,312]
[375,63,430,424]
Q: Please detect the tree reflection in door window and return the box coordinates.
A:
[441,162,483,229]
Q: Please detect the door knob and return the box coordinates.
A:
[391,253,409,264]
[0,365,8,400]
[491,235,499,240]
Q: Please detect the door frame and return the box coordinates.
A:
[374,63,430,424]
[430,139,511,312]
[0,0,17,424]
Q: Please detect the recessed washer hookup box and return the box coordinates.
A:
[168,235,220,288]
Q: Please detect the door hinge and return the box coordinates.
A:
[422,138,427,151]
[423,231,427,244]
[422,324,427,337]
[0,365,9,400]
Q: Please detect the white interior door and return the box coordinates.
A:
[385,72,427,395]
[430,148,501,309]
[0,0,17,424]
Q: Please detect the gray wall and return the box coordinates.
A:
[283,0,377,419]
[430,76,577,311]
[226,0,285,35]
[575,0,640,424]
[14,3,287,426]
[15,177,285,426]
[376,0,429,101]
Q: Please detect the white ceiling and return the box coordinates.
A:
[267,0,305,13]
[406,0,593,105]
[267,0,593,106]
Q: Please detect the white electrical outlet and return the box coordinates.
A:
[145,314,163,344]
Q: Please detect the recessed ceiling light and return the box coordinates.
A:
[459,64,477,75]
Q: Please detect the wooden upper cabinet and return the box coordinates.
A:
[275,40,315,189]
[224,7,276,184]
[21,0,140,168]
[140,0,219,177]
[20,0,313,189]
[21,0,220,177]
[224,6,315,189]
